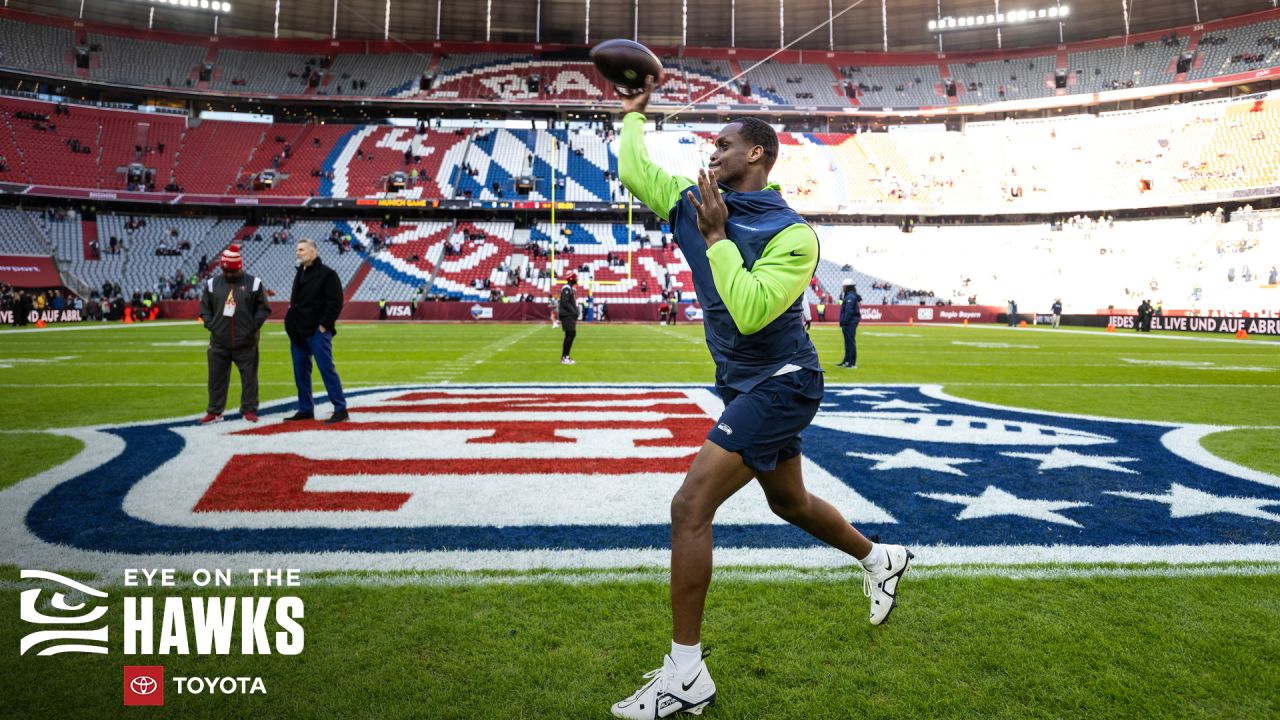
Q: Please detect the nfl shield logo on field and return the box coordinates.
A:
[2,384,1277,574]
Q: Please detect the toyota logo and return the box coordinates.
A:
[130,677,158,696]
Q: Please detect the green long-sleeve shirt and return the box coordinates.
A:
[618,112,817,336]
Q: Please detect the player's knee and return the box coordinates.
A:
[670,486,712,529]
[767,491,809,522]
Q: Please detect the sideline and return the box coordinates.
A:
[0,321,193,335]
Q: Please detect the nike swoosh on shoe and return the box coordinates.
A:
[681,670,702,692]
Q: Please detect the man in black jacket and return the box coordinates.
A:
[199,244,271,424]
[284,238,348,423]
[838,279,862,368]
[1136,299,1154,333]
[558,272,578,365]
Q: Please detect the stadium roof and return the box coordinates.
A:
[14,0,1271,53]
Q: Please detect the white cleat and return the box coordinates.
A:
[864,544,914,625]
[561,356,576,365]
[611,654,716,719]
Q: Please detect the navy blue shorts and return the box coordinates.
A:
[707,368,825,472]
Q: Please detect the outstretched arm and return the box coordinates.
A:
[617,76,693,221]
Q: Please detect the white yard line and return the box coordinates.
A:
[0,321,193,335]
[415,324,543,383]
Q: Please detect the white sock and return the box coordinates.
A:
[859,543,887,572]
[670,640,702,677]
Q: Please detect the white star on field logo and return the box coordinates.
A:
[1106,484,1280,523]
[858,399,941,412]
[847,448,979,476]
[917,485,1092,528]
[1002,447,1140,474]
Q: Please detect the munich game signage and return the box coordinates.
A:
[1107,314,1280,336]
[0,308,83,324]
[2,384,1276,575]
[856,306,998,324]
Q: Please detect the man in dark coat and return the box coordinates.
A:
[284,239,348,423]
[838,279,862,368]
[198,244,271,424]
[558,272,578,364]
[1136,299,1154,332]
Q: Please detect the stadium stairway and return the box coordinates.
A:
[80,219,98,261]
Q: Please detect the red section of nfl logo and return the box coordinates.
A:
[124,666,164,706]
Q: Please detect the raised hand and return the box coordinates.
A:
[619,75,657,115]
[686,168,728,247]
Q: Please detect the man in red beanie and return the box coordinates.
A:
[198,244,271,424]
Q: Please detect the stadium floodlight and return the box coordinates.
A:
[147,0,231,12]
[930,5,1067,33]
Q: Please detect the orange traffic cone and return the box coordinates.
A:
[35,319,45,329]
[963,318,968,327]
[123,307,133,324]
[1105,324,1116,333]
[908,317,914,325]
[1018,320,1027,328]
[1235,328,1249,340]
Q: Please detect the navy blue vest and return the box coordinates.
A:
[669,184,822,392]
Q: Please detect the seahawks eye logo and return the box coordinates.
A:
[624,69,638,80]
[19,570,110,655]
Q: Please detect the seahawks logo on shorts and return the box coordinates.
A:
[2,384,1276,575]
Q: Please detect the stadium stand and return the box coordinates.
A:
[96,110,185,191]
[349,220,453,301]
[1,98,103,187]
[323,54,432,97]
[0,17,72,77]
[3,10,1280,109]
[3,205,1274,316]
[817,214,1278,315]
[208,49,316,95]
[173,120,267,194]
[0,208,52,255]
[90,215,233,294]
[86,34,206,88]
[3,90,1280,217]
[737,61,845,106]
[1066,40,1185,94]
[839,64,946,107]
[946,55,1058,102]
[1186,19,1280,81]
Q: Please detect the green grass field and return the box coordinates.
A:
[1,320,1278,719]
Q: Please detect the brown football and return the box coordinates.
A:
[590,39,664,92]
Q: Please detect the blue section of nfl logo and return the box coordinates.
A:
[805,387,1280,547]
[22,385,1280,557]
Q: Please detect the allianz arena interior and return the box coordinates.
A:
[1,0,1278,320]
